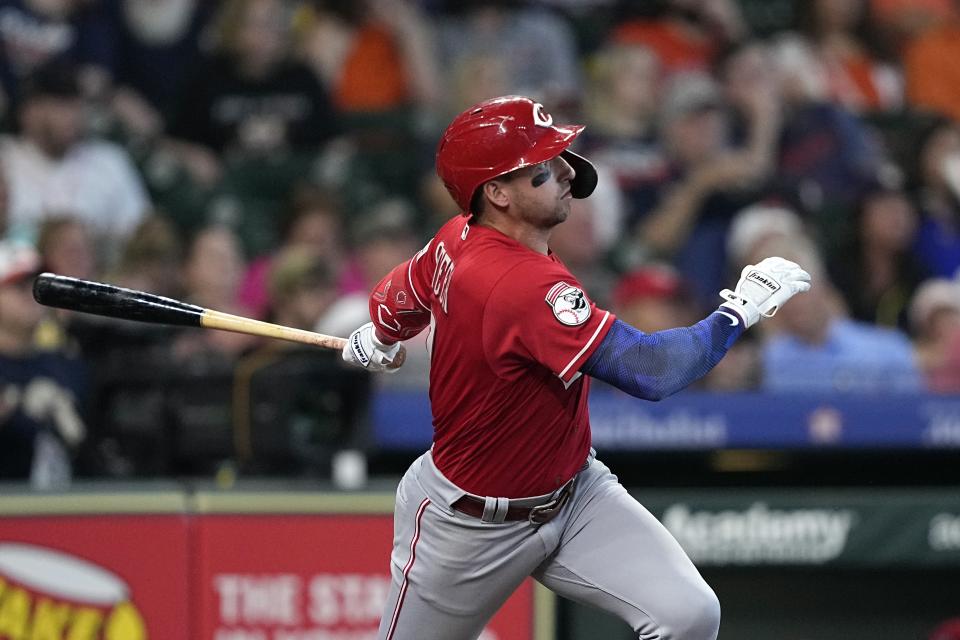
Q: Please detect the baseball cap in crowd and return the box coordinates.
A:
[612,264,687,309]
[726,203,805,267]
[0,241,41,286]
[351,198,417,246]
[268,248,335,304]
[658,72,724,128]
[909,278,960,335]
[19,60,82,102]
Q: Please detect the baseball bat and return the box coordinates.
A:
[32,272,348,351]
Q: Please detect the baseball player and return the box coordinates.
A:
[342,96,810,640]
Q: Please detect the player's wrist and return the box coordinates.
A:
[719,291,759,328]
[373,328,399,348]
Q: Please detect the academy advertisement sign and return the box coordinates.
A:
[661,502,856,565]
[637,490,960,567]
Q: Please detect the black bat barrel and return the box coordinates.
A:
[32,273,204,327]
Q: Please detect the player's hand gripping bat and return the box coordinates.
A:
[32,272,404,369]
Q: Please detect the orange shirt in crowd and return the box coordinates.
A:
[904,21,960,121]
[333,24,409,112]
[609,20,714,74]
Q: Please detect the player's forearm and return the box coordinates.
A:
[580,314,744,401]
[369,259,432,343]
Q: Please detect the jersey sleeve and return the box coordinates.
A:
[369,240,434,342]
[482,259,615,383]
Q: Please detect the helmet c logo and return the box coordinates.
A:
[532,103,553,128]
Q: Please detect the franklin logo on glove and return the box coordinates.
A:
[745,270,781,293]
[350,330,371,367]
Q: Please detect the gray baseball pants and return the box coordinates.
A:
[377,450,720,640]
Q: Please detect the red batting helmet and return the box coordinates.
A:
[436,96,598,214]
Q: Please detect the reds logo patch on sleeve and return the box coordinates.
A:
[545,282,591,326]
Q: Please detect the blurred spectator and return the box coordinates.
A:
[760,236,922,393]
[607,0,747,76]
[105,0,216,133]
[0,0,114,115]
[872,0,955,50]
[828,180,929,329]
[910,116,960,278]
[903,6,960,121]
[579,43,669,222]
[170,0,339,163]
[238,185,353,319]
[107,213,183,297]
[769,34,885,222]
[301,0,440,115]
[909,277,960,393]
[267,245,339,329]
[0,60,149,256]
[0,160,10,236]
[726,202,808,269]
[36,214,95,280]
[174,224,256,359]
[436,0,582,113]
[231,245,371,477]
[717,38,782,144]
[0,240,87,487]
[317,198,421,339]
[798,0,902,112]
[624,71,776,306]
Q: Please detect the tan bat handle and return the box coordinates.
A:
[201,309,347,350]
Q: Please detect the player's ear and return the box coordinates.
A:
[482,180,511,210]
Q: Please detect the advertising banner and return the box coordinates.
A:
[636,489,960,568]
[0,514,190,639]
[194,513,536,640]
[372,389,960,450]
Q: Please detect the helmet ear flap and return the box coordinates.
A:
[561,150,598,199]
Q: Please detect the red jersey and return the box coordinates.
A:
[371,215,614,497]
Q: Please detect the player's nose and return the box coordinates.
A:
[555,156,575,183]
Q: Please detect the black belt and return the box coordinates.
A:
[451,478,575,525]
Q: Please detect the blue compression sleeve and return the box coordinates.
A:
[581,311,745,401]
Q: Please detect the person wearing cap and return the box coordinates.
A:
[910,277,960,393]
[339,96,810,640]
[611,263,698,333]
[0,60,149,249]
[626,71,777,307]
[0,240,87,488]
[759,235,922,393]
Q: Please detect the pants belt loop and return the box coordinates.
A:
[482,496,509,523]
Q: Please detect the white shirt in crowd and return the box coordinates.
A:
[0,136,149,243]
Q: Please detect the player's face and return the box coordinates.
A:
[508,155,576,229]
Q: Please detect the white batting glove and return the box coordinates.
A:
[719,257,812,328]
[342,322,405,373]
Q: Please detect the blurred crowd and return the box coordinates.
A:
[1,0,960,484]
